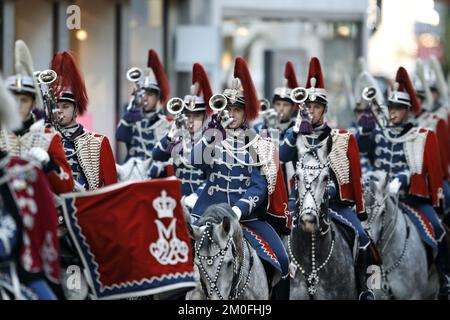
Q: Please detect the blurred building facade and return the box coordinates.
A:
[1,0,379,154]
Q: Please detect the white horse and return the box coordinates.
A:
[115,157,153,182]
[286,139,357,299]
[363,170,439,299]
[186,204,269,300]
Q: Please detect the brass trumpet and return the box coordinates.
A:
[290,87,308,104]
[126,67,143,83]
[167,97,185,115]
[35,69,57,86]
[126,67,144,111]
[361,86,378,102]
[290,87,311,133]
[361,86,389,128]
[35,69,59,129]
[260,98,271,112]
[209,94,227,113]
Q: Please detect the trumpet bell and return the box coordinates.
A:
[37,69,57,84]
[260,98,271,111]
[126,67,143,83]
[209,94,227,113]
[362,86,377,102]
[167,97,185,115]
[290,87,308,104]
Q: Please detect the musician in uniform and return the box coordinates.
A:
[116,49,171,166]
[255,61,299,194]
[1,40,73,195]
[50,51,117,191]
[280,57,381,299]
[152,63,212,203]
[0,74,60,300]
[358,66,450,299]
[350,69,386,176]
[188,57,291,298]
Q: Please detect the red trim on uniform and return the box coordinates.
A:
[97,135,118,187]
[47,134,74,194]
[409,129,443,207]
[335,132,366,214]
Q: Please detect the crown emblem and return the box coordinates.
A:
[152,190,176,219]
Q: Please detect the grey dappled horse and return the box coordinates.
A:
[285,138,357,299]
[363,170,439,299]
[185,204,269,300]
[116,157,153,182]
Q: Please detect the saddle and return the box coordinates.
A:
[328,210,359,261]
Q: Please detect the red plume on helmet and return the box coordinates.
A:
[233,57,259,121]
[50,51,88,115]
[147,49,170,105]
[192,63,213,115]
[394,67,421,114]
[305,57,325,89]
[284,61,298,89]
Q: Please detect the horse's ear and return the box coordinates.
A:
[187,223,195,239]
[188,224,203,240]
[222,216,231,235]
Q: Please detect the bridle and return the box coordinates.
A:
[194,223,254,300]
[292,147,331,236]
[289,147,336,298]
[363,178,410,298]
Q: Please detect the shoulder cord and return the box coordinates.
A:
[220,137,273,167]
[62,131,96,158]
[380,127,419,144]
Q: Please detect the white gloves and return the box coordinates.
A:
[183,193,199,209]
[231,206,242,220]
[28,147,50,166]
[388,178,402,195]
[220,110,233,128]
[263,109,279,128]
[167,122,181,141]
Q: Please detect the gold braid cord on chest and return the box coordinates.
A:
[74,133,103,190]
[0,130,53,157]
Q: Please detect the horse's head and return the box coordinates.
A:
[188,204,244,300]
[294,144,331,233]
[116,157,153,181]
[363,170,388,243]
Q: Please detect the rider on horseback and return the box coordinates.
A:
[188,57,291,298]
[350,62,385,175]
[51,51,117,191]
[358,66,450,300]
[152,63,212,201]
[1,40,74,195]
[116,49,172,170]
[0,74,60,300]
[254,61,299,195]
[280,57,381,300]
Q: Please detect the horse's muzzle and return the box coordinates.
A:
[299,208,319,232]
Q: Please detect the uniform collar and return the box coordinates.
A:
[60,124,85,140]
[305,123,331,141]
[13,116,35,136]
[388,122,413,137]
